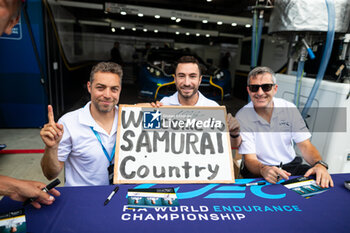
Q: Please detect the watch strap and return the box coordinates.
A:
[313,160,328,170]
[230,133,240,138]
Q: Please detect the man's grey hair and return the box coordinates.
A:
[90,62,123,83]
[247,66,276,85]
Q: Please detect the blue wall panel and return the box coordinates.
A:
[0,0,47,127]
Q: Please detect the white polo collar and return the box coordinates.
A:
[78,101,118,136]
[169,91,205,106]
[247,98,284,125]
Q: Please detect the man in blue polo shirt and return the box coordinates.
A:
[236,66,333,188]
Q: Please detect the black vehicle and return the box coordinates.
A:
[138,48,232,101]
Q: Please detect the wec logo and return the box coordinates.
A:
[143,110,161,129]
[133,179,286,200]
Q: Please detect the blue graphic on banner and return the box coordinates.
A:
[250,185,286,199]
[205,185,248,199]
[143,110,161,129]
[132,179,287,200]
[177,184,219,199]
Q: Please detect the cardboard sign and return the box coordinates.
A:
[114,105,235,184]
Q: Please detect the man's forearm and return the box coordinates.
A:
[298,140,322,166]
[41,146,63,180]
[244,157,264,176]
[0,175,20,196]
[230,136,242,148]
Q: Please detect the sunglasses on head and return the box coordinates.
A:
[248,84,275,92]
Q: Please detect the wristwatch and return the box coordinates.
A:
[313,160,328,170]
[230,133,240,138]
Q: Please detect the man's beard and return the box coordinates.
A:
[93,99,115,113]
[178,87,198,99]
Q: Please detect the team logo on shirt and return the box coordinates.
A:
[143,110,161,129]
[279,120,291,128]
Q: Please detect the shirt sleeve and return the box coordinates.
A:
[238,131,256,154]
[289,104,311,143]
[236,110,256,154]
[57,118,73,162]
[160,96,171,105]
[210,100,219,106]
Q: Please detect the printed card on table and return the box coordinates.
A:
[0,209,26,233]
[281,176,330,198]
[127,188,179,208]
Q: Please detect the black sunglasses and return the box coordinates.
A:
[248,84,275,92]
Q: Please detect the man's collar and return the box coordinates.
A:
[79,102,96,127]
[248,98,275,122]
[79,101,118,135]
[250,98,287,123]
[177,91,201,106]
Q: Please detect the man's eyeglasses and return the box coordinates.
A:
[248,84,275,92]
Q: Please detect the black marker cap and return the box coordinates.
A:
[47,179,61,190]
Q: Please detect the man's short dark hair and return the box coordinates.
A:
[90,62,123,83]
[247,66,276,85]
[176,56,202,76]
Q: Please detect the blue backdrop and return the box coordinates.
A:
[0,0,47,128]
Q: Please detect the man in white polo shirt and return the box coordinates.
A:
[40,62,122,186]
[159,56,218,107]
[236,66,333,188]
[153,55,241,148]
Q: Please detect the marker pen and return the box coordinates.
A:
[23,178,61,206]
[104,186,119,206]
[240,181,266,187]
[276,162,283,181]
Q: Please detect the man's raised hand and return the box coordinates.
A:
[40,105,64,148]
